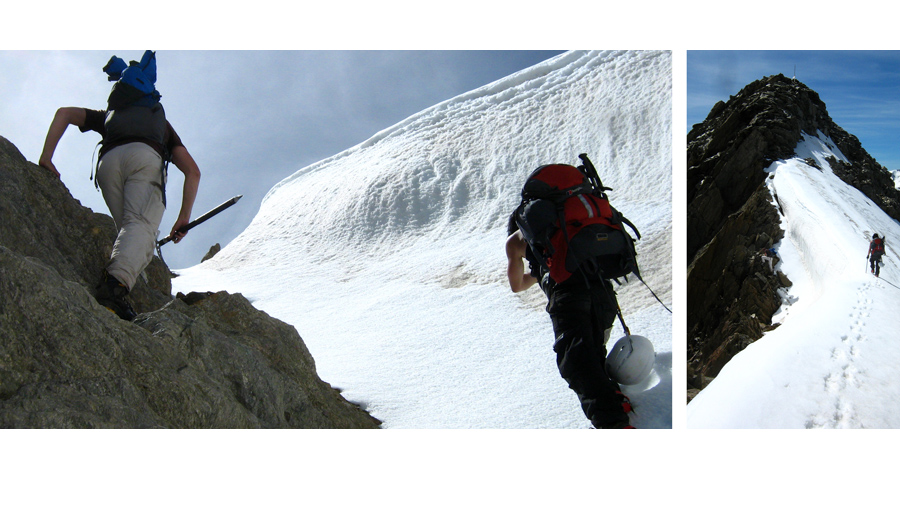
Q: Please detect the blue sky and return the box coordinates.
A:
[688,51,900,170]
[0,50,563,269]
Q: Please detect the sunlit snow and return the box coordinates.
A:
[173,50,673,428]
[688,132,900,428]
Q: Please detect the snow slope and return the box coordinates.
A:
[173,50,673,428]
[688,132,900,428]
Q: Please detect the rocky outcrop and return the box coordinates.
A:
[0,135,380,428]
[686,74,896,399]
[201,243,221,263]
[687,184,786,391]
[829,156,900,219]
[0,136,172,314]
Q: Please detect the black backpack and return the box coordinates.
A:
[512,153,641,284]
[91,51,170,205]
[102,50,167,149]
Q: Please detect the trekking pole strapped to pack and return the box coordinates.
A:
[577,153,612,196]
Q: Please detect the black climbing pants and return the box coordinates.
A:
[871,252,883,275]
[547,273,628,428]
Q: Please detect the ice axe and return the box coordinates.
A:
[155,195,242,262]
[158,195,243,247]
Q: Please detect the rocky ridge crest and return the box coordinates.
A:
[687,74,900,400]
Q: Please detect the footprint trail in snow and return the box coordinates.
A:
[806,281,875,429]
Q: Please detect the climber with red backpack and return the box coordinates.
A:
[868,233,886,277]
[505,154,648,429]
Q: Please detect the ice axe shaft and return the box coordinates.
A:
[157,195,242,247]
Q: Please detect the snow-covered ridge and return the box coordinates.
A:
[688,131,900,428]
[175,50,672,428]
[262,50,599,197]
[211,50,670,296]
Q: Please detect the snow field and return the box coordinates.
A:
[174,50,672,428]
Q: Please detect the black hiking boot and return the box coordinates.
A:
[96,272,137,321]
[592,391,635,429]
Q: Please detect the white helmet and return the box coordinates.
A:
[606,335,655,385]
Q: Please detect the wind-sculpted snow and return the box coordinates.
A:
[175,50,672,428]
[689,132,900,428]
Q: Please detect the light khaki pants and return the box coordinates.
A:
[96,142,166,291]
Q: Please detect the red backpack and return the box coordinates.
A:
[513,155,641,284]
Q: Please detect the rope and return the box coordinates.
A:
[615,300,631,336]
[640,278,672,314]
[877,277,900,291]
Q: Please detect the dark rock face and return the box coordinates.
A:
[829,156,900,219]
[687,74,899,399]
[687,74,831,261]
[687,186,785,389]
[0,136,380,428]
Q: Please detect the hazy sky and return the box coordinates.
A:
[688,50,900,171]
[0,50,563,269]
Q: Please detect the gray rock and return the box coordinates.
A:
[201,243,221,263]
[0,135,380,428]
